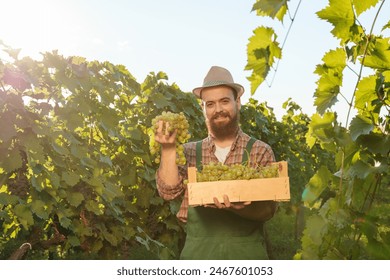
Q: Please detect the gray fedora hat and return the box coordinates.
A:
[192,66,245,98]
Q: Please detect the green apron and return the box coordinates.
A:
[180,138,269,260]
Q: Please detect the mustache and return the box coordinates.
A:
[211,111,230,120]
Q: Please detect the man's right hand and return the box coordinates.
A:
[154,120,177,149]
[155,120,181,185]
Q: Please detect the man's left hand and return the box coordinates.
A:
[204,195,251,210]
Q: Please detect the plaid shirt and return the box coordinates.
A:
[156,128,275,223]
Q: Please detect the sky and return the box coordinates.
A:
[1,0,389,125]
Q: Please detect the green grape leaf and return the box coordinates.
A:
[362,38,390,70]
[67,192,84,207]
[357,134,390,156]
[314,49,346,114]
[31,199,48,219]
[355,75,377,110]
[59,216,72,229]
[302,165,333,205]
[348,160,373,179]
[252,0,288,21]
[349,115,374,141]
[317,0,355,42]
[352,0,381,16]
[322,48,347,68]
[306,112,336,150]
[382,20,390,31]
[302,214,328,247]
[85,199,103,215]
[2,149,23,172]
[62,171,80,186]
[0,114,17,143]
[67,235,81,247]
[246,27,281,94]
[52,142,69,156]
[14,204,34,229]
[0,193,19,205]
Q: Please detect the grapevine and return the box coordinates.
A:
[196,162,279,182]
[149,111,190,165]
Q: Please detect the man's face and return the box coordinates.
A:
[200,86,241,139]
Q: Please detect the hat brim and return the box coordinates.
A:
[192,83,244,98]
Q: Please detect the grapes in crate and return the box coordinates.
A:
[196,162,279,182]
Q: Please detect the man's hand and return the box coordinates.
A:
[154,120,177,147]
[204,195,251,210]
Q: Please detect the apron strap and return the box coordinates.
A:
[196,141,202,171]
[242,137,256,164]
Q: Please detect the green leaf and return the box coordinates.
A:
[348,160,373,179]
[352,0,380,16]
[0,114,17,143]
[2,149,23,172]
[252,0,288,21]
[102,182,123,202]
[0,193,19,205]
[246,26,281,94]
[153,92,171,109]
[355,75,377,111]
[317,0,355,42]
[31,199,49,219]
[349,115,374,141]
[67,192,84,207]
[314,49,346,114]
[62,171,80,186]
[52,142,69,156]
[85,199,103,215]
[362,38,390,70]
[306,112,336,150]
[14,204,34,229]
[302,214,328,248]
[67,235,81,246]
[382,20,390,31]
[357,134,390,156]
[302,165,333,204]
[81,157,97,169]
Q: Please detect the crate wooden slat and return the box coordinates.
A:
[187,161,290,206]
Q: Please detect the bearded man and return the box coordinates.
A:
[155,66,277,260]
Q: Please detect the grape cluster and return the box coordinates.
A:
[196,162,279,182]
[149,111,190,165]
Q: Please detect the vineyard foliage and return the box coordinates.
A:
[0,0,389,260]
[250,0,390,259]
[0,45,208,259]
[0,40,333,259]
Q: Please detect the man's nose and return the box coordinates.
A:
[215,102,223,112]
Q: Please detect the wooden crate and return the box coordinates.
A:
[187,161,290,206]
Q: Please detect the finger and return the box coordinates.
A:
[156,120,164,134]
[213,197,224,209]
[243,201,251,206]
[165,122,170,136]
[223,195,231,208]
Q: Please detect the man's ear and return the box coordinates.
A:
[201,101,207,116]
[236,97,241,110]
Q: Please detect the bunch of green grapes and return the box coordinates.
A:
[149,111,190,165]
[196,162,279,182]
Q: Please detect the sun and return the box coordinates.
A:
[0,0,84,59]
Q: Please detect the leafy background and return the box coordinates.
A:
[1,0,389,259]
